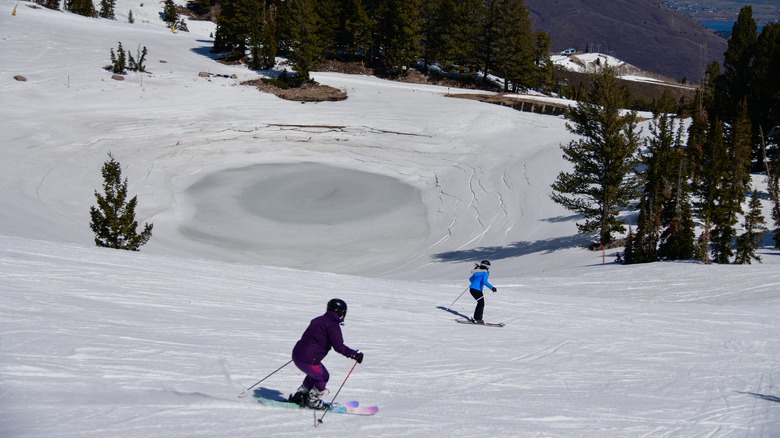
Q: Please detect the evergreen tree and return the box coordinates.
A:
[686,93,709,189]
[550,67,641,248]
[213,0,257,59]
[694,118,727,263]
[658,178,697,260]
[433,0,482,76]
[338,0,372,60]
[67,0,96,17]
[492,0,534,91]
[282,0,327,82]
[699,61,721,129]
[711,100,753,263]
[246,0,266,70]
[767,148,780,250]
[496,0,536,91]
[260,3,278,69]
[98,0,115,19]
[658,122,696,260]
[189,0,214,16]
[315,0,340,57]
[127,45,148,72]
[419,0,447,70]
[532,30,553,92]
[734,189,767,264]
[716,6,757,123]
[128,9,134,23]
[373,0,423,76]
[625,94,680,263]
[89,153,153,251]
[162,0,178,27]
[109,42,127,74]
[43,0,60,10]
[751,23,780,160]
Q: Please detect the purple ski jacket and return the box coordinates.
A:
[292,311,357,365]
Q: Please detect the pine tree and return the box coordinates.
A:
[337,0,372,60]
[282,0,327,82]
[734,190,767,264]
[715,6,757,124]
[89,153,153,251]
[260,3,278,69]
[431,0,482,76]
[109,42,127,74]
[246,0,266,70]
[492,0,534,91]
[686,95,709,189]
[98,0,115,19]
[213,0,256,59]
[695,118,727,263]
[67,0,96,17]
[550,67,641,248]
[43,0,60,10]
[625,94,680,263]
[419,0,448,70]
[751,23,780,165]
[162,0,178,27]
[128,9,134,23]
[658,123,696,261]
[767,148,780,250]
[127,45,148,72]
[373,0,423,76]
[711,100,753,263]
[532,30,553,92]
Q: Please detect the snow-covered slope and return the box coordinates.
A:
[1,2,779,437]
[2,234,779,437]
[1,1,586,281]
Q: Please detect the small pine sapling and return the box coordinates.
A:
[734,190,768,264]
[127,45,148,72]
[89,153,153,251]
[109,42,127,74]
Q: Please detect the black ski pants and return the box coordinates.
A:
[469,288,484,321]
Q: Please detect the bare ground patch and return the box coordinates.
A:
[242,79,347,102]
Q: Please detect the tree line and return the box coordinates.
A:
[552,6,780,265]
[210,0,553,91]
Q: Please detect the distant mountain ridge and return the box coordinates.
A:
[525,0,729,83]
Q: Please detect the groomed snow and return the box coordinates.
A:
[1,2,779,437]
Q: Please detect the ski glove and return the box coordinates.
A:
[491,287,497,292]
[352,351,364,364]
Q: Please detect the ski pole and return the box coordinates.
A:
[237,359,293,398]
[449,287,469,308]
[315,361,358,426]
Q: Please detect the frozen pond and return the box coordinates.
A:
[179,163,429,274]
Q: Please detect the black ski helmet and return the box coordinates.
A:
[480,260,491,268]
[327,298,348,319]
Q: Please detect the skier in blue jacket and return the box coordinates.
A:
[468,260,497,324]
[289,298,363,409]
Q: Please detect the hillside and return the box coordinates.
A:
[1,2,779,437]
[526,0,729,83]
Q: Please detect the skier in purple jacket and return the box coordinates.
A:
[289,298,363,409]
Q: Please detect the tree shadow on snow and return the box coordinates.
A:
[739,391,780,404]
[433,234,590,263]
[253,387,287,402]
[437,306,471,320]
[191,43,225,62]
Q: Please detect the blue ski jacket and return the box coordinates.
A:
[469,268,494,291]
